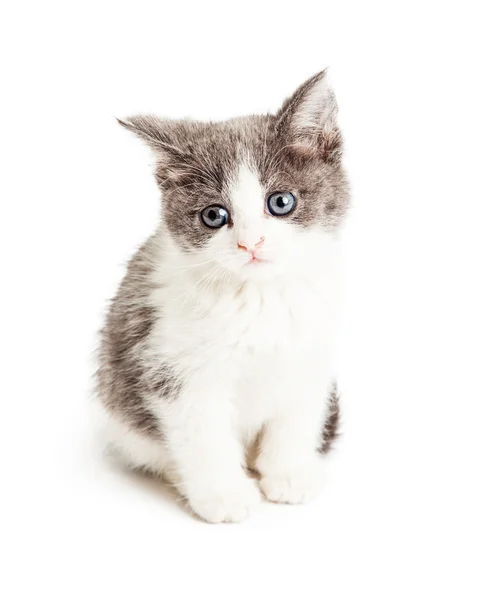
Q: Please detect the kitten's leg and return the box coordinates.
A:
[257,381,331,504]
[94,400,173,476]
[161,384,261,523]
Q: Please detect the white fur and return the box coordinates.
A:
[228,161,265,249]
[103,161,340,523]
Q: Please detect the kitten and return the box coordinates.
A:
[97,70,349,523]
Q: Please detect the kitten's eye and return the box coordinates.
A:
[200,205,230,229]
[266,192,296,216]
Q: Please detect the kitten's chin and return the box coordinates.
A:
[239,260,282,282]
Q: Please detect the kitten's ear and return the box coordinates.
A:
[276,70,342,162]
[117,115,188,162]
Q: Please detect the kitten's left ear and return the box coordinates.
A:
[276,70,342,163]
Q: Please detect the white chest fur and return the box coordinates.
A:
[148,266,338,438]
[151,270,337,357]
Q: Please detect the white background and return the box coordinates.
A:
[1,1,478,598]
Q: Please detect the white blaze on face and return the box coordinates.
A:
[228,162,265,250]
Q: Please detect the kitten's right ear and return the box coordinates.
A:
[117,115,188,162]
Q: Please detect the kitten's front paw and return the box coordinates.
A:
[187,478,261,524]
[259,462,323,504]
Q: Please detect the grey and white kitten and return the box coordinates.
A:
[97,70,349,523]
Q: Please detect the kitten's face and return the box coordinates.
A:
[120,71,349,281]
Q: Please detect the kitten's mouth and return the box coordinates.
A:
[246,256,270,266]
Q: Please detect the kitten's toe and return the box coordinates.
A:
[187,478,261,524]
[259,462,323,504]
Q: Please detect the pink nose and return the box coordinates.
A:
[237,237,265,253]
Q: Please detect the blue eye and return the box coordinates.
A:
[200,205,230,229]
[266,192,296,216]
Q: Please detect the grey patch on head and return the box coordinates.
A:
[117,70,349,249]
[118,117,239,250]
[266,70,349,229]
[319,383,340,454]
[97,236,182,438]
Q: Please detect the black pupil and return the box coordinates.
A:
[208,209,217,221]
[276,196,286,208]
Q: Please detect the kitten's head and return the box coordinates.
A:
[119,70,349,281]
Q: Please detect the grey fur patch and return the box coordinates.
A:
[97,237,182,437]
[118,69,349,247]
[319,384,340,454]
